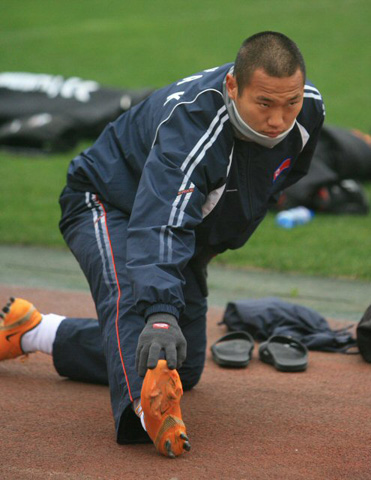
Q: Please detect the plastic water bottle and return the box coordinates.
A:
[275,206,314,229]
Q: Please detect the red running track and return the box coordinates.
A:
[1,285,370,480]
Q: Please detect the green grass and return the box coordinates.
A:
[0,154,70,247]
[1,0,371,279]
[216,191,371,280]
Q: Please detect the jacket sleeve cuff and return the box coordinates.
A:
[144,303,180,321]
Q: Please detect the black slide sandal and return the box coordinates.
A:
[211,331,254,368]
[258,335,308,372]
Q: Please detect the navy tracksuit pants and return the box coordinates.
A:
[58,187,208,444]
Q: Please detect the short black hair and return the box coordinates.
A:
[234,31,306,93]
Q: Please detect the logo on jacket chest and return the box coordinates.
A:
[273,158,291,182]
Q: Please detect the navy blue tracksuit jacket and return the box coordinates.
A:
[66,63,325,320]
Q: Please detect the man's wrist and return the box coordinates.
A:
[147,313,177,326]
[144,303,179,320]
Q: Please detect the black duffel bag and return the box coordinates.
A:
[357,305,371,363]
[0,71,154,153]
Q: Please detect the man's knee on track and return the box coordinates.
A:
[178,364,204,391]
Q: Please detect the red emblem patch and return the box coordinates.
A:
[178,187,194,196]
[273,158,291,182]
[152,323,170,329]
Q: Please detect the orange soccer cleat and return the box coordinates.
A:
[0,297,42,361]
[141,359,191,458]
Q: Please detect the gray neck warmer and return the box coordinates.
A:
[222,69,295,149]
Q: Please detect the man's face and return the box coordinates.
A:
[226,68,304,138]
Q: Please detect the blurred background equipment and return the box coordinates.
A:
[274,125,371,215]
[0,72,153,153]
[276,207,314,229]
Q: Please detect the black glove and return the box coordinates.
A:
[135,313,187,377]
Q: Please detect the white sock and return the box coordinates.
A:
[133,398,147,432]
[21,313,65,355]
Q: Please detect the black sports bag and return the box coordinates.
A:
[0,72,154,153]
[356,305,371,363]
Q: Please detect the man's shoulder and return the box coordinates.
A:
[170,63,232,92]
[151,63,232,111]
[303,81,325,115]
[297,80,325,128]
[146,64,232,144]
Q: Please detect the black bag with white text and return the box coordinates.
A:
[0,72,154,153]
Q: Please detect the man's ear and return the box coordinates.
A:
[225,73,238,101]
